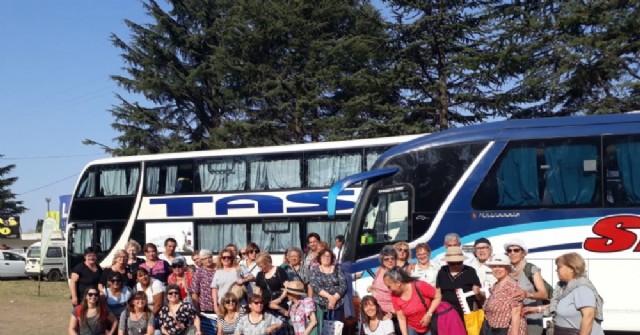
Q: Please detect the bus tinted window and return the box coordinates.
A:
[406,143,486,212]
[307,220,349,245]
[474,138,600,209]
[361,189,410,244]
[77,164,140,198]
[307,152,362,187]
[197,159,247,192]
[250,157,302,190]
[197,223,248,253]
[145,161,194,195]
[604,135,640,207]
[250,221,302,253]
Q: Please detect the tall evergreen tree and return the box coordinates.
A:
[106,0,414,155]
[385,0,512,130]
[0,160,27,217]
[488,0,640,117]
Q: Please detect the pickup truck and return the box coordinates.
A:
[0,250,27,279]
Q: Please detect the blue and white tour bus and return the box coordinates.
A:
[64,135,422,272]
[328,113,640,332]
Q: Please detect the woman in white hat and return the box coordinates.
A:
[504,238,548,335]
[483,255,526,335]
[435,246,483,323]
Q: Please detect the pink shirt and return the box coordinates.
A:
[391,281,436,333]
[373,272,394,313]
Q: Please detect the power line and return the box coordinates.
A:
[17,173,79,195]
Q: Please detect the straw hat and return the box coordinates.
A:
[443,246,468,263]
[285,281,306,296]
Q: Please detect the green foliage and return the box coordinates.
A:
[0,162,27,217]
[487,0,640,117]
[104,0,640,154]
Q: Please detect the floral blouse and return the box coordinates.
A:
[309,266,347,309]
[190,267,216,312]
[158,302,197,335]
[483,278,527,335]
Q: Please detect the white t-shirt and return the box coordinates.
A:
[159,252,186,264]
[333,247,343,264]
[135,277,165,311]
[363,319,394,335]
[468,257,497,289]
[410,262,441,287]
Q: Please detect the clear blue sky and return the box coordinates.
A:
[0,1,390,232]
[0,1,150,231]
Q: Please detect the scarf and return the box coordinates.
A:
[549,276,604,322]
[509,261,526,281]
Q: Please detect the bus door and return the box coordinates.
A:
[68,221,125,270]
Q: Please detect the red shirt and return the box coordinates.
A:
[391,280,436,333]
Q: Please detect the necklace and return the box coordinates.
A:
[248,313,263,325]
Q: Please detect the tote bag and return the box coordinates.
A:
[322,311,344,335]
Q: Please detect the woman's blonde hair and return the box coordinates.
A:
[219,292,240,315]
[125,240,141,253]
[256,252,272,267]
[555,252,586,277]
[111,249,127,265]
[215,248,239,268]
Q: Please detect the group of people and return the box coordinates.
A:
[368,234,604,335]
[67,232,604,335]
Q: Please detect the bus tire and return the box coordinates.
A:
[47,269,62,282]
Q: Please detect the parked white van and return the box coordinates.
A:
[25,239,67,281]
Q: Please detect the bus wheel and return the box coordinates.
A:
[47,269,62,282]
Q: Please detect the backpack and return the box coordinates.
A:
[524,262,553,304]
[75,304,108,332]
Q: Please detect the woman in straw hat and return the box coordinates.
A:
[279,281,318,335]
[435,245,483,323]
[483,255,526,335]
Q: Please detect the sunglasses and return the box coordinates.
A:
[221,256,232,260]
[86,292,99,298]
[224,300,238,305]
[248,250,258,254]
[167,291,180,296]
[110,279,122,283]
[383,257,395,262]
[397,248,409,252]
[251,300,264,305]
[507,248,522,253]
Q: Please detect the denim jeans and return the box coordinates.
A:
[408,327,431,335]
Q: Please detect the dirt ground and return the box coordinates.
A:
[0,279,70,334]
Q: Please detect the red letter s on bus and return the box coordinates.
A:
[584,215,640,252]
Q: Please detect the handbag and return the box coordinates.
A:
[322,311,344,335]
[464,309,485,335]
[413,282,465,335]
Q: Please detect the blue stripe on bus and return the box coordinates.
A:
[529,242,583,253]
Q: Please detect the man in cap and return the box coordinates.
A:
[469,237,497,289]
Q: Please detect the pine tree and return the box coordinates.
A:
[385,0,513,130]
[488,0,640,117]
[0,161,27,217]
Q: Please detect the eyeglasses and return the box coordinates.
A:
[221,256,232,260]
[506,248,522,254]
[383,257,395,262]
[251,300,264,305]
[86,292,99,298]
[396,248,409,252]
[224,300,238,305]
[167,291,180,296]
